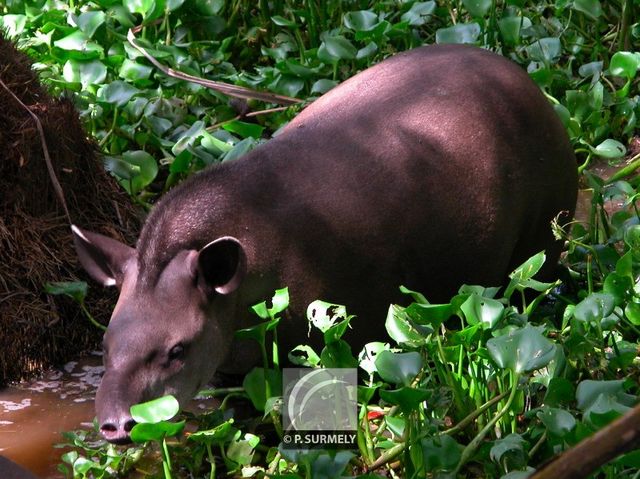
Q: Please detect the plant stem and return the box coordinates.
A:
[442,390,510,436]
[606,153,640,184]
[368,441,405,471]
[162,438,173,479]
[359,405,375,465]
[80,302,107,331]
[619,0,633,51]
[197,386,245,397]
[436,334,468,419]
[455,374,521,474]
[529,431,547,459]
[206,444,215,479]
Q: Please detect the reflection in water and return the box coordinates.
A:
[0,355,103,478]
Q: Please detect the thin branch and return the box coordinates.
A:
[127,27,302,106]
[0,77,71,224]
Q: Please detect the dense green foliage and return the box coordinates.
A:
[2,0,637,201]
[3,0,640,477]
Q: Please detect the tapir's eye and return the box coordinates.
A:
[168,343,185,362]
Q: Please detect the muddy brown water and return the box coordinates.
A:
[0,355,223,478]
[0,356,102,478]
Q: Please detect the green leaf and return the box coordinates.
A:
[123,0,156,18]
[374,350,423,386]
[435,23,481,44]
[592,139,626,159]
[573,292,615,323]
[311,79,338,94]
[379,386,430,414]
[343,10,378,31]
[288,345,321,367]
[385,304,432,347]
[603,272,632,305]
[226,432,260,468]
[234,321,270,342]
[487,324,555,373]
[318,35,357,61]
[422,435,462,471]
[271,15,297,28]
[400,2,436,26]
[320,340,358,368]
[385,414,405,437]
[130,395,179,423]
[44,281,88,303]
[624,301,640,325]
[307,300,348,333]
[624,224,640,253]
[463,0,492,18]
[405,302,453,328]
[243,367,282,411]
[354,19,390,41]
[119,58,153,81]
[610,51,639,79]
[526,37,562,64]
[166,0,186,12]
[490,434,526,466]
[399,285,429,304]
[460,294,504,329]
[543,377,575,407]
[498,16,529,46]
[576,380,636,426]
[76,11,106,38]
[222,137,257,162]
[298,450,354,479]
[108,5,136,27]
[98,80,140,106]
[356,42,378,60]
[573,0,602,19]
[55,30,104,56]
[130,420,185,442]
[63,59,107,87]
[324,317,353,344]
[188,419,236,444]
[193,0,224,15]
[553,103,571,127]
[578,61,604,78]
[504,251,547,298]
[358,342,389,376]
[537,407,576,437]
[201,132,233,155]
[576,379,631,410]
[105,150,158,194]
[222,120,265,139]
[0,14,27,37]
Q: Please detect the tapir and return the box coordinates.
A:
[72,44,577,443]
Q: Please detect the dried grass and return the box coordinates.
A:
[0,34,140,384]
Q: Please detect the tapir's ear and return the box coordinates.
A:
[71,225,135,288]
[197,237,246,295]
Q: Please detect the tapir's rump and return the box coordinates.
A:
[73,44,577,443]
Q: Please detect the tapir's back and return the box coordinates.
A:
[257,45,576,304]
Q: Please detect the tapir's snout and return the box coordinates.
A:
[99,414,136,444]
[95,370,139,444]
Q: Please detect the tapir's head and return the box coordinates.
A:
[71,225,245,444]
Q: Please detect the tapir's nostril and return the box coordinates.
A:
[124,419,136,432]
[100,422,118,433]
